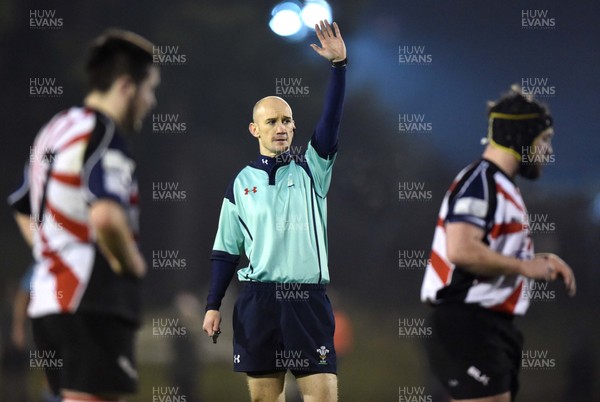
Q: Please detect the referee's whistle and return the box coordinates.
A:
[212,329,221,344]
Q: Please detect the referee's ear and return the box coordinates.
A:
[249,122,260,138]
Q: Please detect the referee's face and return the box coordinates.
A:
[250,97,295,157]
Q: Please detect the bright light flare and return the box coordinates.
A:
[300,0,332,28]
[269,2,304,37]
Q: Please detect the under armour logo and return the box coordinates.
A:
[234,355,241,364]
[244,187,257,195]
[262,158,269,165]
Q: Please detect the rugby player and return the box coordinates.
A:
[420,86,576,402]
[8,29,159,402]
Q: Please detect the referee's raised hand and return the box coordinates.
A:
[310,20,346,62]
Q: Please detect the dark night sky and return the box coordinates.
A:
[1,1,599,400]
[1,0,599,304]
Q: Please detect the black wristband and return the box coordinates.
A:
[331,58,347,68]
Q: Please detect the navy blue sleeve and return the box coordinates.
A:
[82,115,133,207]
[205,250,239,311]
[447,164,495,230]
[311,66,346,158]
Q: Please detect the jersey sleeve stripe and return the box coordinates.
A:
[238,216,253,241]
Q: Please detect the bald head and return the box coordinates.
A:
[249,96,296,157]
[252,96,293,123]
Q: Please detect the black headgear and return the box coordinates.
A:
[485,90,553,179]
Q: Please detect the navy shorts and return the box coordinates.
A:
[31,312,138,396]
[232,282,337,375]
[425,303,523,400]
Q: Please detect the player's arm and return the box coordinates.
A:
[11,267,32,350]
[446,222,576,296]
[90,199,146,278]
[13,212,34,248]
[202,190,245,339]
[202,254,238,339]
[310,20,347,157]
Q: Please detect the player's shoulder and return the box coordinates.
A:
[450,159,499,200]
[459,159,500,183]
[36,106,94,139]
[80,113,135,180]
[446,160,500,224]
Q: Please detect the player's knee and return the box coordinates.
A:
[249,390,284,402]
[248,377,285,402]
[296,373,337,402]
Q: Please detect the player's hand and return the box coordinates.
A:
[129,250,147,279]
[203,310,222,339]
[521,253,576,297]
[310,20,346,62]
[103,247,146,279]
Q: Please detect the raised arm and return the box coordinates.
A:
[310,20,347,157]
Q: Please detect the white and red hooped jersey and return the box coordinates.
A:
[420,159,533,315]
[8,107,141,322]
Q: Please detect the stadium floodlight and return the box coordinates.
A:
[300,0,332,28]
[269,2,304,37]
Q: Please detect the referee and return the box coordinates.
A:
[420,86,576,402]
[8,30,159,402]
[202,20,346,402]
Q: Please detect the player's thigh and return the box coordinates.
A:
[247,372,286,402]
[451,391,511,402]
[295,372,338,402]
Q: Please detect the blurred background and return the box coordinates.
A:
[1,0,599,401]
